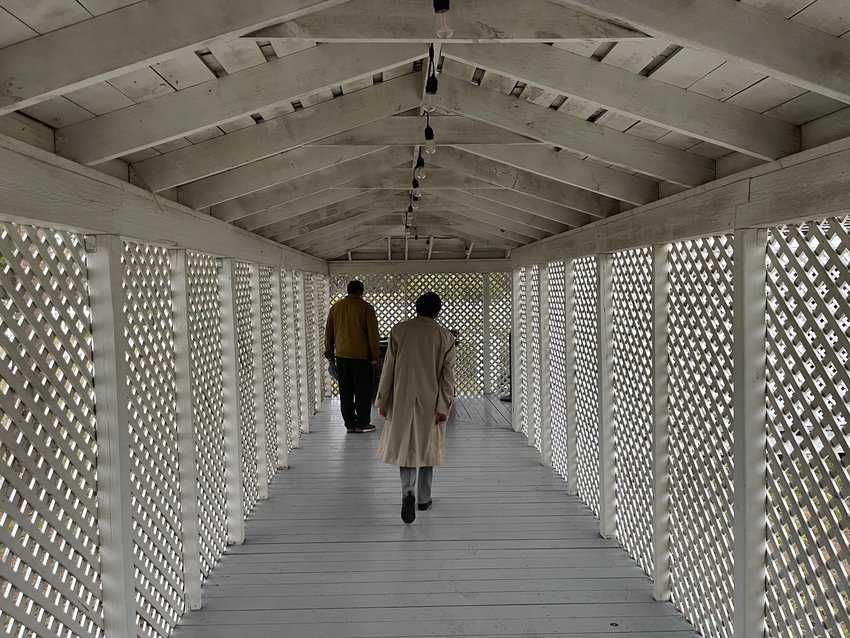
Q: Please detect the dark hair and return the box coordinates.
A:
[347,280,364,295]
[415,291,442,318]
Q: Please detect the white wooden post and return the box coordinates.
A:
[482,273,493,395]
[218,258,245,546]
[270,268,290,470]
[87,235,136,638]
[296,272,311,434]
[564,258,578,496]
[539,264,553,468]
[283,270,302,449]
[598,253,616,539]
[168,249,202,610]
[249,264,270,500]
[511,269,522,433]
[733,228,768,638]
[525,268,536,448]
[651,244,672,602]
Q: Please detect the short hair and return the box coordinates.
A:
[415,292,442,318]
[347,280,364,295]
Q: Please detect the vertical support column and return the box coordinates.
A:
[87,235,136,638]
[482,273,493,395]
[168,249,202,611]
[270,268,290,470]
[733,228,768,638]
[598,253,616,539]
[525,268,535,447]
[539,264,553,467]
[283,271,302,450]
[652,244,672,602]
[218,258,245,546]
[510,269,522,433]
[296,273,311,434]
[564,259,578,495]
[249,265,270,500]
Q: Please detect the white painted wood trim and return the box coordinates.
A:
[168,249,203,611]
[86,235,136,638]
[249,264,270,500]
[539,264,553,468]
[269,268,291,469]
[283,270,302,449]
[511,269,523,434]
[0,134,328,274]
[328,259,514,274]
[651,243,672,603]
[218,258,246,545]
[732,228,768,637]
[525,269,535,448]
[564,258,578,496]
[296,274,312,434]
[597,253,615,539]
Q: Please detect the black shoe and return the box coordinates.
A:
[355,424,376,433]
[401,492,416,524]
[417,501,432,511]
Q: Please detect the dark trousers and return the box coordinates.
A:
[337,357,374,429]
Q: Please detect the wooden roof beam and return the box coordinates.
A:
[470,188,593,227]
[134,73,422,191]
[253,0,645,42]
[435,74,714,188]
[57,43,426,165]
[210,147,411,222]
[0,0,347,116]
[444,43,800,160]
[438,190,572,234]
[556,0,850,105]
[237,188,372,232]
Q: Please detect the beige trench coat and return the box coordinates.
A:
[376,317,457,468]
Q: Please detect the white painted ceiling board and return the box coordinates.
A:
[153,52,217,91]
[153,138,193,154]
[601,38,671,73]
[0,0,91,33]
[64,82,134,115]
[726,76,808,113]
[122,147,160,163]
[269,39,316,58]
[649,47,725,89]
[552,39,600,57]
[479,70,516,94]
[259,102,296,120]
[557,96,601,120]
[596,110,640,132]
[625,120,670,140]
[340,75,374,94]
[185,127,225,144]
[208,39,266,74]
[688,61,767,101]
[218,116,258,133]
[300,89,335,108]
[655,130,700,150]
[791,0,850,36]
[686,141,733,159]
[441,58,477,83]
[741,0,814,18]
[764,90,846,124]
[381,63,414,82]
[77,0,140,15]
[521,85,559,107]
[108,66,174,103]
[0,7,34,46]
[22,95,94,127]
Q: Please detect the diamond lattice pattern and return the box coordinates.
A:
[0,224,103,638]
[548,260,569,481]
[668,237,735,638]
[765,218,850,637]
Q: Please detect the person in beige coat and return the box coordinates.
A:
[376,292,457,524]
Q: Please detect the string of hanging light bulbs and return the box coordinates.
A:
[402,1,451,240]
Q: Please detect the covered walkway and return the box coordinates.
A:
[175,397,694,637]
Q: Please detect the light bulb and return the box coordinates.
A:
[424,124,436,155]
[414,154,427,180]
[424,73,438,113]
[411,178,421,198]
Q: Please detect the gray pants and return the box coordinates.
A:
[400,466,433,503]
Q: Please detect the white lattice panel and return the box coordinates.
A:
[516,268,529,436]
[303,273,317,416]
[612,248,654,576]
[185,252,227,582]
[668,237,734,638]
[574,256,600,516]
[292,272,307,431]
[548,260,569,481]
[488,272,512,397]
[529,266,542,451]
[233,262,260,518]
[122,242,184,637]
[766,218,850,637]
[258,266,278,483]
[0,224,104,638]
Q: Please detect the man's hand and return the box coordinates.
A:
[436,413,447,425]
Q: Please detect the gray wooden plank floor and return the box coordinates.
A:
[175,396,697,637]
